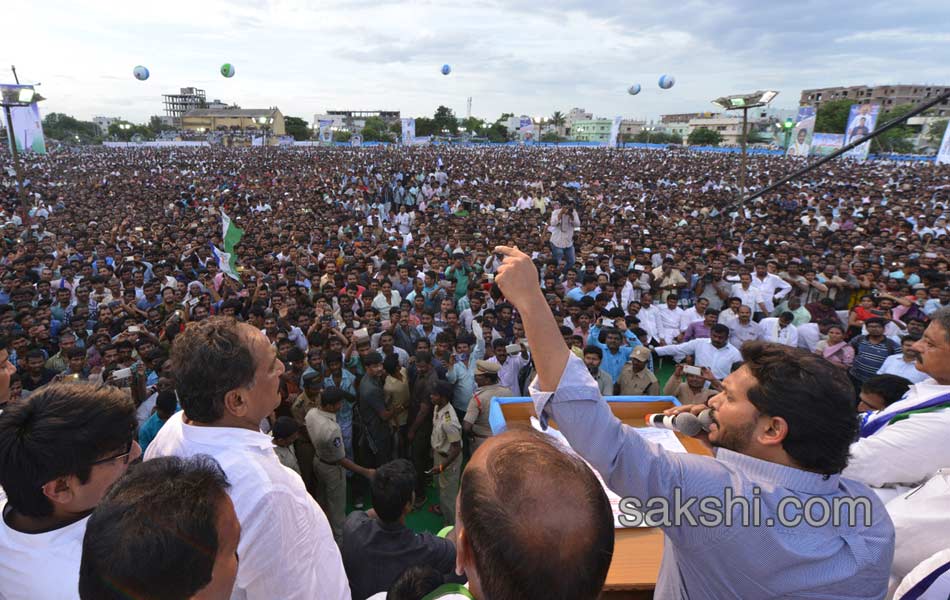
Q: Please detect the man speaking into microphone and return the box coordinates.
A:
[492,246,894,599]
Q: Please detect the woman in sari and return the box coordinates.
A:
[815,324,854,370]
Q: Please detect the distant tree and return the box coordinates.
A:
[461,117,485,135]
[42,112,101,142]
[333,130,352,142]
[414,117,437,137]
[284,116,310,141]
[926,119,949,147]
[814,99,853,134]
[870,104,916,154]
[550,111,566,135]
[389,121,402,135]
[746,130,770,144]
[688,127,723,146]
[486,122,509,143]
[107,122,152,142]
[669,132,684,145]
[433,105,458,135]
[361,116,395,142]
[540,131,561,143]
[148,116,175,135]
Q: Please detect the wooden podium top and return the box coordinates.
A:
[493,397,713,593]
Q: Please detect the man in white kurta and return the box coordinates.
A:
[843,312,950,505]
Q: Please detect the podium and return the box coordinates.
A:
[489,395,713,598]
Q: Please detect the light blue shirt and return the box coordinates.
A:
[587,325,645,383]
[530,354,894,599]
[445,333,486,413]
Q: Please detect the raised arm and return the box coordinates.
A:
[494,246,569,391]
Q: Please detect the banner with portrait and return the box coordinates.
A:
[8,102,47,155]
[843,104,879,160]
[318,119,334,144]
[400,118,415,145]
[518,116,534,142]
[786,106,816,157]
[608,116,623,148]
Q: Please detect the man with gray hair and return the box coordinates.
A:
[843,307,950,503]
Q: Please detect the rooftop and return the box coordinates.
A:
[183,108,280,118]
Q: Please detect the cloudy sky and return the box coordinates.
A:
[7,0,950,124]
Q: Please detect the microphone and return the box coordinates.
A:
[644,412,703,436]
[698,408,715,432]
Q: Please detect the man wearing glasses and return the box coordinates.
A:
[0,382,139,599]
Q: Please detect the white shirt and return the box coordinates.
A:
[843,379,950,504]
[678,307,705,332]
[885,469,950,592]
[548,209,579,248]
[892,547,950,600]
[656,306,684,344]
[730,284,765,312]
[135,391,158,426]
[145,412,350,600]
[621,275,651,307]
[371,291,402,321]
[796,322,825,352]
[751,273,793,313]
[718,308,739,330]
[377,346,410,368]
[759,318,799,347]
[877,355,929,384]
[729,320,763,349]
[636,305,660,342]
[654,339,742,380]
[0,496,87,600]
[487,353,529,394]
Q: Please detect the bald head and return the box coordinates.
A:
[458,428,614,600]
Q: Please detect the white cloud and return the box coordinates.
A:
[5,0,950,123]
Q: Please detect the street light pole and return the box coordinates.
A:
[2,103,30,225]
[739,106,748,200]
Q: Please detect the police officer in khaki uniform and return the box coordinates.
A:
[616,346,660,396]
[290,373,322,497]
[463,360,513,452]
[430,380,462,525]
[305,387,376,543]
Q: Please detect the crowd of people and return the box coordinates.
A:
[1,143,949,599]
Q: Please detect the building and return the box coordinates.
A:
[162,87,207,124]
[180,107,286,136]
[314,110,400,132]
[800,84,950,116]
[619,119,646,137]
[150,115,177,128]
[564,107,593,137]
[660,112,719,124]
[687,115,746,145]
[571,119,612,142]
[93,116,121,135]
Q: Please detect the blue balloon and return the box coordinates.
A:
[658,74,676,90]
[441,64,451,76]
[627,83,642,96]
[133,65,149,81]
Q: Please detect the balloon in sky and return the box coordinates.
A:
[220,63,236,78]
[441,64,451,76]
[133,65,149,81]
[658,74,676,89]
[627,83,641,95]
